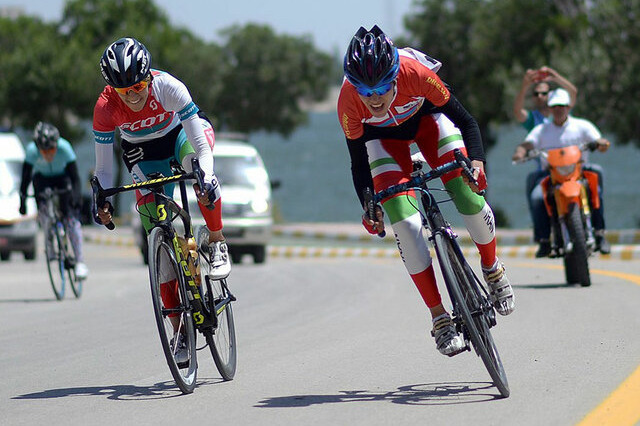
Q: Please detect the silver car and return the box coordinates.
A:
[0,132,38,261]
[133,138,274,264]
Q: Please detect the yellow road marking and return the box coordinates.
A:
[577,364,640,426]
[514,261,640,425]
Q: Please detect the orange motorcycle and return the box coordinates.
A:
[522,142,601,286]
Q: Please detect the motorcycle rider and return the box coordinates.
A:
[512,88,611,256]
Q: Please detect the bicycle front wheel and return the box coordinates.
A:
[204,276,237,380]
[434,232,510,398]
[195,225,237,380]
[62,231,82,298]
[148,227,198,394]
[46,224,65,301]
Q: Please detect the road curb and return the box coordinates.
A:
[83,229,640,260]
[272,227,640,246]
[266,244,640,261]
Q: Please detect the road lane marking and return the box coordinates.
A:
[514,261,640,425]
[577,364,640,426]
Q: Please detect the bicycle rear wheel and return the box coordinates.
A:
[195,225,237,380]
[434,232,510,398]
[148,227,198,394]
[46,223,65,301]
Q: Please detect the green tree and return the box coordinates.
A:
[215,24,334,136]
[405,0,640,148]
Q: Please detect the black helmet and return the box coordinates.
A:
[100,37,151,88]
[343,25,399,90]
[34,121,59,151]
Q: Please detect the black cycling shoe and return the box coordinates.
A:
[535,240,552,258]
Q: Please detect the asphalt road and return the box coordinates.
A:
[1,240,639,425]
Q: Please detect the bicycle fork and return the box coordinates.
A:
[172,236,214,329]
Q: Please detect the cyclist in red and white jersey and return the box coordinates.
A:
[337,26,514,356]
[92,38,229,360]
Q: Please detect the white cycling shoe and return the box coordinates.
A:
[431,313,466,357]
[207,241,231,280]
[75,262,89,280]
[482,260,515,316]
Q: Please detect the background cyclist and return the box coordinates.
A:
[19,121,89,280]
[337,25,514,357]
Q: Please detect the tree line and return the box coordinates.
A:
[0,0,336,141]
[1,0,638,150]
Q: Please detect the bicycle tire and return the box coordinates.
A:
[434,232,510,398]
[563,204,591,287]
[46,223,66,301]
[204,277,237,380]
[195,225,237,380]
[63,230,83,298]
[148,227,198,394]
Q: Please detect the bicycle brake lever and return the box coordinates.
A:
[454,149,486,196]
[363,187,386,238]
[90,176,115,230]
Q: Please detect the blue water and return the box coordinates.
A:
[248,113,639,229]
[65,112,638,229]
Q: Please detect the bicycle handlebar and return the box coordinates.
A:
[373,149,483,203]
[363,187,386,238]
[90,158,207,231]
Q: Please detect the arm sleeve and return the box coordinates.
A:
[181,114,214,184]
[19,162,33,197]
[436,95,485,162]
[347,138,374,208]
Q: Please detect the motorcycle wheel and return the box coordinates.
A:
[563,203,591,287]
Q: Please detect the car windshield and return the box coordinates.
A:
[0,160,22,195]
[216,155,266,187]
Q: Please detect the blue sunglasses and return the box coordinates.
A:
[356,82,393,97]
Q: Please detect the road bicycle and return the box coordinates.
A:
[39,187,83,300]
[367,149,510,398]
[90,158,237,394]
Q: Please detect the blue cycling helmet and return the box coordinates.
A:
[343,25,399,89]
[100,37,151,88]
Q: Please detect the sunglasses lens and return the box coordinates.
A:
[114,80,148,94]
[357,83,392,97]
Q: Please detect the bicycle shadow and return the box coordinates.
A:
[12,377,226,401]
[0,297,62,304]
[513,282,583,289]
[255,381,503,408]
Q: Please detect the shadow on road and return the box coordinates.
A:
[255,381,503,407]
[513,282,582,289]
[12,377,226,401]
[0,297,61,304]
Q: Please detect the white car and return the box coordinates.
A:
[133,138,274,264]
[0,132,38,261]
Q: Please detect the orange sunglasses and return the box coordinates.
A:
[114,79,149,95]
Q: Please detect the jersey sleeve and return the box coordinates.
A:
[24,142,39,165]
[92,91,117,189]
[337,81,365,140]
[57,138,77,163]
[153,72,215,183]
[582,119,602,141]
[401,59,450,107]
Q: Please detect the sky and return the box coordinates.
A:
[0,0,416,54]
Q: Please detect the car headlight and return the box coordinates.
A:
[250,198,269,214]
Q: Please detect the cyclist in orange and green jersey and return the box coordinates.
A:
[337,26,514,357]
